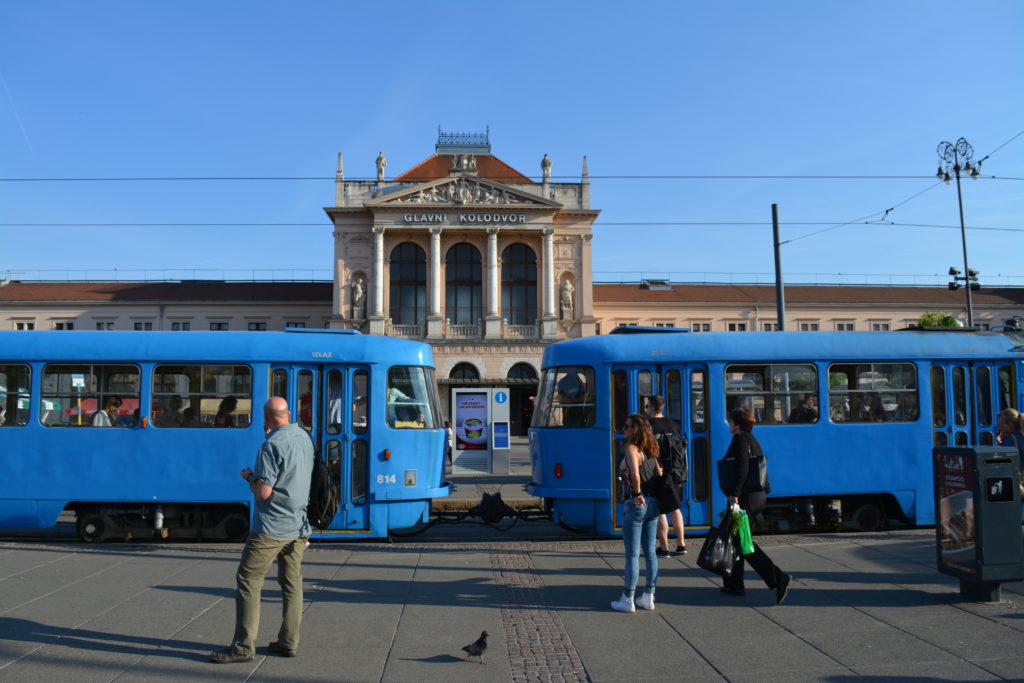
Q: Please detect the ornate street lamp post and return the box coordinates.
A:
[936,138,981,327]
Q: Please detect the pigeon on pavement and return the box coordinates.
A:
[461,630,488,664]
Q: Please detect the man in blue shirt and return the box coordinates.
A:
[211,396,314,663]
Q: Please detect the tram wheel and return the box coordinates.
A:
[220,513,249,542]
[853,503,883,532]
[76,512,106,542]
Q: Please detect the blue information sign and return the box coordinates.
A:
[493,421,510,449]
[494,391,507,404]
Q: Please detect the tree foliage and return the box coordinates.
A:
[918,312,962,328]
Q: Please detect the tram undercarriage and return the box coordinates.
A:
[70,503,250,542]
[760,493,908,533]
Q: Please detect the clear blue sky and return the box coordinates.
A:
[1,1,1021,286]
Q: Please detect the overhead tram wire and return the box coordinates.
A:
[0,174,1021,182]
[1,220,1022,232]
[779,128,1024,245]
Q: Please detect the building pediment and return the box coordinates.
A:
[365,176,562,209]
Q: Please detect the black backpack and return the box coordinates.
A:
[655,431,688,485]
[306,443,339,531]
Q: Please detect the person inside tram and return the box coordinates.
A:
[855,392,887,422]
[182,406,201,427]
[787,394,818,423]
[556,373,591,427]
[156,395,185,427]
[895,393,920,421]
[214,396,238,427]
[91,396,123,427]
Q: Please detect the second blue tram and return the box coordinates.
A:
[0,329,450,541]
[527,328,1023,535]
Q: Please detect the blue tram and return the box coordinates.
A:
[527,327,1024,535]
[0,329,450,540]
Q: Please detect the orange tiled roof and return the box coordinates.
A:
[0,281,332,302]
[593,283,1024,306]
[395,155,533,183]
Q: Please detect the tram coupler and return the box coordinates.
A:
[467,491,517,524]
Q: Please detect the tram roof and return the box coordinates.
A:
[541,329,1024,367]
[0,330,435,367]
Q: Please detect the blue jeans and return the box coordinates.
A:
[622,496,660,593]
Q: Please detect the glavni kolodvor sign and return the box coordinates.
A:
[403,212,529,224]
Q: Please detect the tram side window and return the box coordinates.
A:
[532,366,597,428]
[724,364,817,425]
[353,370,368,435]
[997,364,1014,413]
[42,364,140,427]
[152,364,252,428]
[977,366,993,428]
[0,364,31,427]
[665,370,683,430]
[637,370,653,414]
[387,366,438,429]
[931,366,947,428]
[326,370,343,435]
[690,369,707,432]
[828,362,918,423]
[271,369,288,401]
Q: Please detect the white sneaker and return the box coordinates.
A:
[635,591,655,610]
[610,593,635,612]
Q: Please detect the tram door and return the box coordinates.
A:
[930,361,1016,447]
[659,366,711,530]
[610,365,711,531]
[323,366,370,531]
[271,364,369,531]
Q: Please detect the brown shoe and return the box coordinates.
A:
[268,641,298,658]
[209,647,253,664]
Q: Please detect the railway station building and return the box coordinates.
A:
[2,130,1023,433]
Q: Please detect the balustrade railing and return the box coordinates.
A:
[446,322,480,338]
[503,322,538,338]
[387,322,423,338]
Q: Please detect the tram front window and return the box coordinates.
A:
[532,366,596,428]
[386,367,438,429]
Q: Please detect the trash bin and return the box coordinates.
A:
[933,446,1024,602]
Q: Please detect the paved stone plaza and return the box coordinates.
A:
[2,528,1024,682]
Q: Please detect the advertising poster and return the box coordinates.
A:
[455,392,488,451]
[936,450,977,576]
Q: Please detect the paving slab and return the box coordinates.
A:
[2,530,1024,681]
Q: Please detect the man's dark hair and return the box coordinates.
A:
[648,395,665,413]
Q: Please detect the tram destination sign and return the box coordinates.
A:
[403,212,529,224]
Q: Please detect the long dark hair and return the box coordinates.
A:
[625,413,660,459]
[728,407,755,432]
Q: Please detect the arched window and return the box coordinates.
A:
[389,242,426,325]
[508,363,538,381]
[501,243,537,326]
[445,243,482,325]
[449,363,480,380]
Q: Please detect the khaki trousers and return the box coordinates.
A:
[231,533,306,654]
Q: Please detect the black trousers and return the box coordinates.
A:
[724,542,779,591]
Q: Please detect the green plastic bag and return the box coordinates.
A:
[731,507,755,556]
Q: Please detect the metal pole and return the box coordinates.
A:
[772,203,785,331]
[953,148,974,327]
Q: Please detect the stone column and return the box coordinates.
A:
[426,227,444,338]
[369,225,386,335]
[330,229,345,329]
[578,233,597,336]
[541,226,558,339]
[484,227,503,338]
